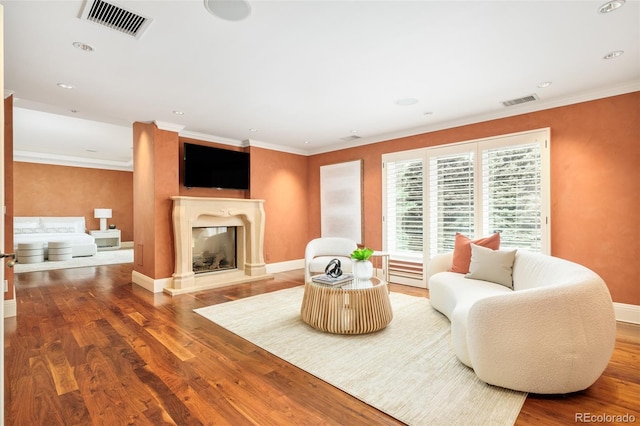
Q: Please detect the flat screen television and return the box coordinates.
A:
[183,143,250,190]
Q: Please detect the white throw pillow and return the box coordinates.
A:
[465,243,517,289]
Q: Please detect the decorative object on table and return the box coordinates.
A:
[311,273,354,287]
[351,247,374,281]
[94,208,112,231]
[109,224,116,230]
[324,258,343,278]
[304,237,358,284]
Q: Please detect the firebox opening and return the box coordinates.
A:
[192,226,237,274]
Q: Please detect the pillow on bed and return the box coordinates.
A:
[43,226,77,233]
[14,218,41,232]
[41,218,85,234]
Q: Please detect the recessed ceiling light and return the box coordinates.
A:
[72,41,94,52]
[57,83,73,89]
[204,0,252,21]
[598,0,625,13]
[173,110,184,115]
[395,98,419,106]
[70,109,78,113]
[304,141,310,144]
[537,81,552,88]
[423,111,433,116]
[249,128,258,132]
[603,50,624,59]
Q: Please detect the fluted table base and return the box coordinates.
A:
[301,279,393,334]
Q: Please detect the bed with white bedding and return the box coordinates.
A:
[14,217,97,258]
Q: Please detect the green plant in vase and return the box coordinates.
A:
[351,247,374,281]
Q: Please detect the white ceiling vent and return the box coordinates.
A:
[80,0,153,39]
[340,135,362,142]
[501,94,540,107]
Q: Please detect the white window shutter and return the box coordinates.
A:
[428,151,475,258]
[384,158,424,259]
[482,143,543,251]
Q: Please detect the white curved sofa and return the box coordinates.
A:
[428,250,616,394]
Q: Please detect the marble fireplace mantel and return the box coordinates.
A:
[166,196,272,295]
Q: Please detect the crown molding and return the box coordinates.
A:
[181,81,638,157]
[304,81,640,155]
[179,130,245,148]
[14,150,133,172]
[14,83,639,166]
[243,138,309,156]
[154,120,186,133]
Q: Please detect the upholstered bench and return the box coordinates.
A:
[17,242,45,264]
[48,241,73,261]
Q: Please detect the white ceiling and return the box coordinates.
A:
[4,0,640,171]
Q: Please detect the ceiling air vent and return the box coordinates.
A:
[501,94,539,107]
[80,0,153,39]
[340,135,362,142]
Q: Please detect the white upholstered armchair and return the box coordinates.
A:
[304,237,358,283]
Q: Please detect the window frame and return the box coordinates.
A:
[382,128,551,287]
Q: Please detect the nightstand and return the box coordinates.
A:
[90,229,121,251]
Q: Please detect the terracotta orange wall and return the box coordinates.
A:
[308,92,639,305]
[178,138,308,263]
[248,146,309,263]
[132,122,179,279]
[175,139,310,264]
[133,133,309,279]
[13,162,134,241]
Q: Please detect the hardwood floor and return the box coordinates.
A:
[6,263,639,425]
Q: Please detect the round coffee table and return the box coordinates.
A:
[300,277,393,334]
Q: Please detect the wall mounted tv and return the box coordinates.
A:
[183,143,250,190]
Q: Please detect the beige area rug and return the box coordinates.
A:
[195,286,527,425]
[14,248,134,273]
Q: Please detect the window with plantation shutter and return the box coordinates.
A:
[383,156,424,259]
[383,128,550,288]
[382,151,426,287]
[482,143,543,251]
[428,149,475,259]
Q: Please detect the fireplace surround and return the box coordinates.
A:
[167,196,272,295]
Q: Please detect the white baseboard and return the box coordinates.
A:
[131,270,170,293]
[614,302,640,325]
[131,260,305,295]
[267,259,304,274]
[130,262,638,325]
[4,298,16,318]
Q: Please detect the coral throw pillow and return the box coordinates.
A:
[449,232,500,274]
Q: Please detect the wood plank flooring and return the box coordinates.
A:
[6,263,639,425]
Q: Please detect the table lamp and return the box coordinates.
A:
[94,208,112,231]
